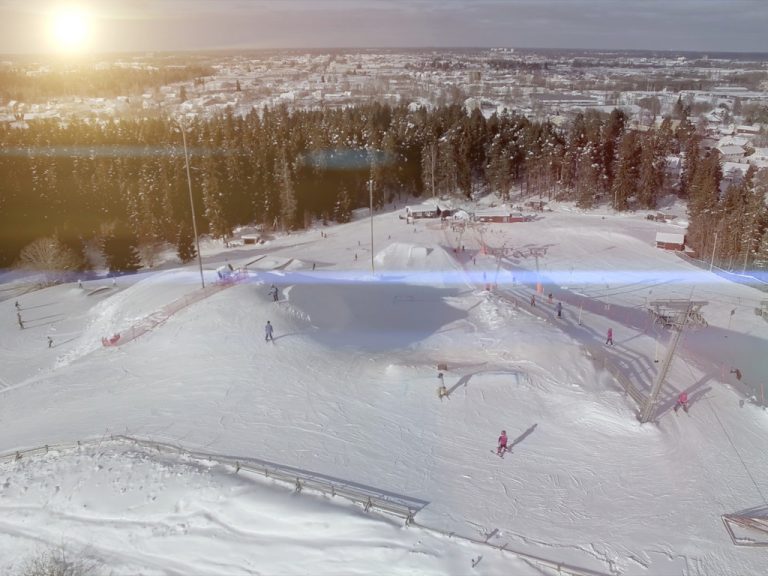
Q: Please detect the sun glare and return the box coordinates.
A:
[49,6,92,53]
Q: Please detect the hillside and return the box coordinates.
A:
[1,202,767,575]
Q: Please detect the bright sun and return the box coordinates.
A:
[49,6,92,53]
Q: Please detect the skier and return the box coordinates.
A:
[265,320,274,342]
[47,336,53,348]
[547,293,553,304]
[312,262,316,271]
[555,301,562,318]
[497,430,508,456]
[674,391,689,414]
[436,372,448,400]
[530,294,536,307]
[606,327,614,345]
[269,284,279,302]
[17,312,24,330]
[15,301,20,310]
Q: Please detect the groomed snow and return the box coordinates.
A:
[1,200,767,575]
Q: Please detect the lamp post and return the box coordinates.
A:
[368,148,376,275]
[369,175,375,275]
[178,120,205,289]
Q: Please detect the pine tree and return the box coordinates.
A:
[276,150,297,230]
[333,185,352,223]
[611,131,640,211]
[601,109,626,192]
[421,141,438,199]
[686,151,722,259]
[176,222,197,264]
[679,135,700,198]
[636,134,664,209]
[103,221,141,274]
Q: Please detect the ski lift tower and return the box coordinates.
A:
[639,298,709,423]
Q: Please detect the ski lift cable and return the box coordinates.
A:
[677,350,767,507]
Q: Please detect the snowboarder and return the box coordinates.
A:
[530,295,536,307]
[497,430,508,456]
[269,284,279,301]
[606,327,613,345]
[674,391,689,414]
[47,336,53,348]
[265,320,274,342]
[555,301,562,318]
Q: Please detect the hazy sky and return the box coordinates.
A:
[1,0,767,54]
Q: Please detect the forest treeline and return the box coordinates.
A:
[0,66,212,103]
[0,103,766,274]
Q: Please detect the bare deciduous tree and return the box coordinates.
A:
[19,546,102,576]
[18,237,81,286]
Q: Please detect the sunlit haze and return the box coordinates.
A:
[1,0,767,54]
[48,5,92,53]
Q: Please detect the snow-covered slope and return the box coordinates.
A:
[1,204,766,575]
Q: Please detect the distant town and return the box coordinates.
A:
[2,48,767,155]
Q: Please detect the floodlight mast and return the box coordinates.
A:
[369,176,375,274]
[178,120,205,289]
[368,148,375,275]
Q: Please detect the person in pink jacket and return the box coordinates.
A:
[497,430,508,455]
[674,391,689,413]
[606,327,614,345]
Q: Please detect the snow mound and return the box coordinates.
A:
[0,440,524,576]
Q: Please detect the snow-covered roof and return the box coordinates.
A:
[474,206,520,217]
[723,162,750,177]
[406,204,439,213]
[655,232,685,244]
[718,145,745,157]
[717,135,749,149]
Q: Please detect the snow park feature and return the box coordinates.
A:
[1,201,767,575]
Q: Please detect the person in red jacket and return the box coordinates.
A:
[674,391,689,413]
[606,327,614,345]
[497,430,508,455]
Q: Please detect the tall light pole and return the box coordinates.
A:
[179,120,205,289]
[365,145,377,275]
[369,172,375,275]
